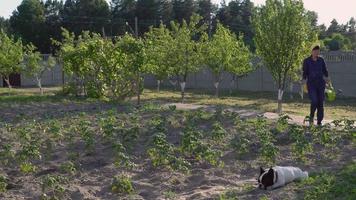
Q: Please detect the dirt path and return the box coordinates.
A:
[164,103,333,125]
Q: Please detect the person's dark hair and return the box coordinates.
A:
[312,45,320,51]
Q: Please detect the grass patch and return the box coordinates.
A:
[298,162,356,200]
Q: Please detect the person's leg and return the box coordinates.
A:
[308,84,318,125]
[316,85,326,125]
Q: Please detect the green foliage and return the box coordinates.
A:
[300,163,356,200]
[111,175,134,194]
[0,144,15,166]
[77,117,95,153]
[59,161,76,175]
[254,117,279,164]
[323,33,352,51]
[276,114,292,133]
[19,162,37,174]
[0,175,7,193]
[22,45,56,94]
[40,174,68,200]
[144,23,173,84]
[289,125,313,162]
[0,30,24,88]
[253,0,317,112]
[203,22,252,96]
[181,125,223,167]
[169,14,207,101]
[148,132,190,172]
[211,121,227,141]
[230,117,252,155]
[112,142,135,169]
[56,29,134,99]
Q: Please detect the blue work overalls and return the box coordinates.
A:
[302,56,329,124]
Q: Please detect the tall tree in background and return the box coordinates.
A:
[173,0,197,22]
[61,0,110,36]
[0,17,11,34]
[216,0,255,50]
[158,0,173,23]
[136,0,160,34]
[254,0,316,113]
[10,0,47,52]
[44,0,63,53]
[111,0,137,35]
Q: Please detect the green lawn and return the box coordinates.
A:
[1,87,356,120]
[141,88,356,120]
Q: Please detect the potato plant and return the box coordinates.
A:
[254,117,279,164]
[112,142,135,169]
[230,117,252,155]
[289,124,313,162]
[111,175,134,194]
[180,125,223,167]
[211,121,227,142]
[147,132,190,172]
[0,175,7,193]
[40,174,68,200]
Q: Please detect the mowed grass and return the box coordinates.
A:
[141,88,356,120]
[1,86,356,120]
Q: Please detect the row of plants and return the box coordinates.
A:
[0,105,355,197]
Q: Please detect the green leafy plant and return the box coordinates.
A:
[112,142,135,169]
[211,121,227,141]
[231,117,252,155]
[0,175,7,193]
[0,144,15,166]
[99,110,118,141]
[148,132,190,172]
[254,117,279,164]
[19,162,37,174]
[181,126,223,167]
[40,174,68,200]
[76,117,95,153]
[111,175,134,194]
[276,114,292,133]
[289,125,313,162]
[59,161,77,175]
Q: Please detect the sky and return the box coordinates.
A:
[1,0,356,26]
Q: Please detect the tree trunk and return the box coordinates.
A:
[277,89,284,113]
[37,77,43,95]
[214,81,220,97]
[157,80,161,93]
[180,81,186,103]
[4,77,12,89]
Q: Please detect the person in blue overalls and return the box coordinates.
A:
[302,45,330,126]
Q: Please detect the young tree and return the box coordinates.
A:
[23,45,56,95]
[117,34,146,105]
[0,31,24,89]
[203,22,252,97]
[170,14,207,102]
[253,0,316,113]
[144,23,173,92]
